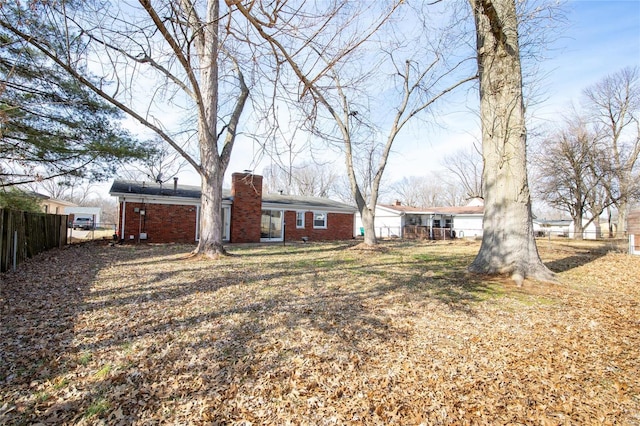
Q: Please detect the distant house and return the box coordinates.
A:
[109,172,356,244]
[355,198,484,240]
[629,208,640,255]
[533,219,571,237]
[32,193,76,215]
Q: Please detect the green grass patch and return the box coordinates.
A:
[77,352,92,366]
[53,377,69,390]
[94,364,112,379]
[85,397,109,418]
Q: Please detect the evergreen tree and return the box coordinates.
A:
[0,188,42,212]
[0,31,148,187]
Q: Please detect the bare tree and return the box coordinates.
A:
[91,194,118,225]
[230,1,476,245]
[27,176,78,201]
[442,144,483,200]
[120,137,189,185]
[533,117,611,239]
[262,162,339,198]
[26,175,100,205]
[584,66,640,235]
[467,0,554,283]
[389,174,447,207]
[2,1,249,257]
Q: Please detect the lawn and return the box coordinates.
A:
[1,239,638,425]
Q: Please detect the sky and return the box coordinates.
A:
[95,0,640,200]
[377,0,640,184]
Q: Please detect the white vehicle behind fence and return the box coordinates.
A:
[72,217,94,230]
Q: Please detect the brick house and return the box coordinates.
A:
[109,172,356,244]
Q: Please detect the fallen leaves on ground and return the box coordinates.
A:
[1,239,638,425]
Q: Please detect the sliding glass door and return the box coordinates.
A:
[261,210,283,241]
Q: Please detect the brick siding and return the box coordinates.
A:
[120,202,197,243]
[284,211,354,242]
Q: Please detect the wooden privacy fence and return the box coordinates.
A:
[0,209,68,273]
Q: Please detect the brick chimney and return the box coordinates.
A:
[230,172,263,243]
[395,200,402,206]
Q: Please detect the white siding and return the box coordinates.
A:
[452,215,483,239]
[354,206,404,238]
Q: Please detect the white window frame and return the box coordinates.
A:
[313,211,327,229]
[296,211,305,229]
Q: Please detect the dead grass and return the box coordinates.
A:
[1,239,638,425]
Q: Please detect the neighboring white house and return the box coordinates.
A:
[355,199,484,239]
[532,219,571,237]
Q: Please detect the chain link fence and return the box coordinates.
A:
[67,222,118,244]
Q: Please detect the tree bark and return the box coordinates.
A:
[194,167,227,256]
[359,206,378,246]
[468,0,555,284]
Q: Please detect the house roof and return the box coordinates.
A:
[378,204,483,216]
[109,180,356,213]
[109,180,212,200]
[262,193,356,213]
[28,192,77,206]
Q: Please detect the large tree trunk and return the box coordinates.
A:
[359,206,378,246]
[572,217,585,240]
[192,0,227,257]
[618,199,628,237]
[194,167,227,256]
[468,0,555,284]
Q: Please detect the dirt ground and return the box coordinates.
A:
[1,239,638,425]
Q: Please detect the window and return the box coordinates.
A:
[313,212,327,229]
[296,211,305,228]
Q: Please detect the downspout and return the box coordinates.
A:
[120,198,126,242]
[195,204,200,242]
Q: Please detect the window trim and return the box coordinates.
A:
[296,211,305,229]
[313,211,327,229]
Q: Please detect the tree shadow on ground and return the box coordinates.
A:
[0,241,503,424]
[0,242,188,423]
[542,241,620,273]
